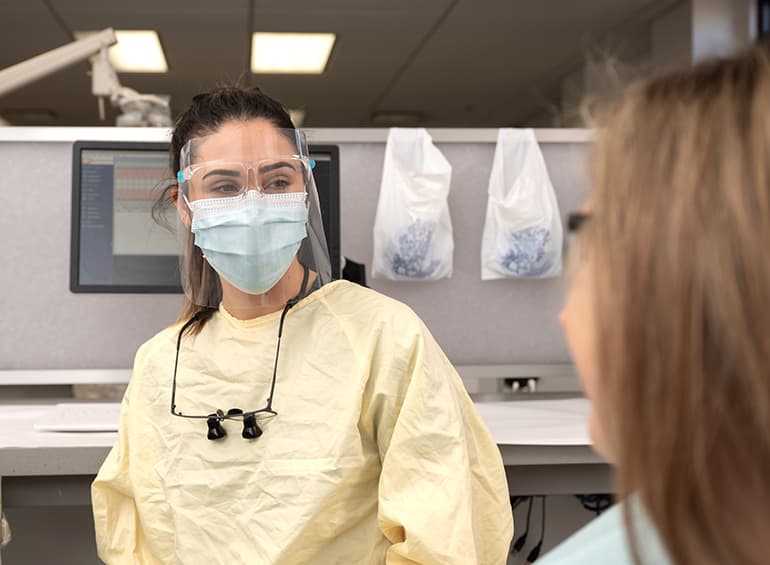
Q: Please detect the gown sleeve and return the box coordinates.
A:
[91,345,173,564]
[372,319,514,564]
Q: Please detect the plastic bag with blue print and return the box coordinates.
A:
[481,129,562,279]
[372,128,453,281]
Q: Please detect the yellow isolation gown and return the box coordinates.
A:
[92,280,513,564]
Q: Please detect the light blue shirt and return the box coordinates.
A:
[538,499,672,565]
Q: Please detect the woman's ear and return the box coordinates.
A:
[172,185,192,229]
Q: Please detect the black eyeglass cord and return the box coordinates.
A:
[171,264,311,421]
[265,265,309,411]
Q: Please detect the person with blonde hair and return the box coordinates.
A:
[541,41,770,564]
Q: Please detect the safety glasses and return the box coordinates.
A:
[177,156,312,203]
[567,212,591,233]
[169,307,286,440]
[169,266,310,440]
[563,212,592,283]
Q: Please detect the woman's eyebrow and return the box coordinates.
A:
[258,161,295,173]
[201,168,242,180]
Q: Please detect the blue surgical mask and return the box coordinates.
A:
[189,191,308,294]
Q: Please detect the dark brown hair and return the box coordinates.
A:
[153,85,295,332]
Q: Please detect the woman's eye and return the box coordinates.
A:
[210,183,240,194]
[264,178,290,191]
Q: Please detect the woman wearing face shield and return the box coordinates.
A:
[91,86,513,564]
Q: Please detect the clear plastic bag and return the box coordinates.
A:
[481,129,562,279]
[373,128,453,281]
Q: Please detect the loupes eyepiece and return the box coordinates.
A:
[206,414,227,440]
[242,413,263,440]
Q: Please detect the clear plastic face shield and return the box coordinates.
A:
[175,124,332,309]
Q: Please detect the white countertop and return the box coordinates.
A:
[0,369,131,386]
[475,398,591,446]
[0,398,590,449]
[0,405,117,449]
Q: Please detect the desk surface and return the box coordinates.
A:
[0,399,604,477]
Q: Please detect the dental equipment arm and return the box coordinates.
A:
[0,28,171,126]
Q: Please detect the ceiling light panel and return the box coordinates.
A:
[75,30,168,73]
[251,33,335,74]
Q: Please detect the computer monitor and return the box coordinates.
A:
[70,140,341,293]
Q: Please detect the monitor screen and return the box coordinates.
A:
[71,140,341,293]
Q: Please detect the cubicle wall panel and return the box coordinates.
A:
[0,138,589,370]
[0,142,181,370]
[338,142,591,365]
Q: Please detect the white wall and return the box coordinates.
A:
[691,0,754,62]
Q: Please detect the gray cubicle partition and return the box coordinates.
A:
[0,128,598,565]
[0,128,591,371]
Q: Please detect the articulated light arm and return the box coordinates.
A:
[0,28,172,127]
[0,28,117,98]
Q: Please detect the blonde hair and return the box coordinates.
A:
[588,42,770,564]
